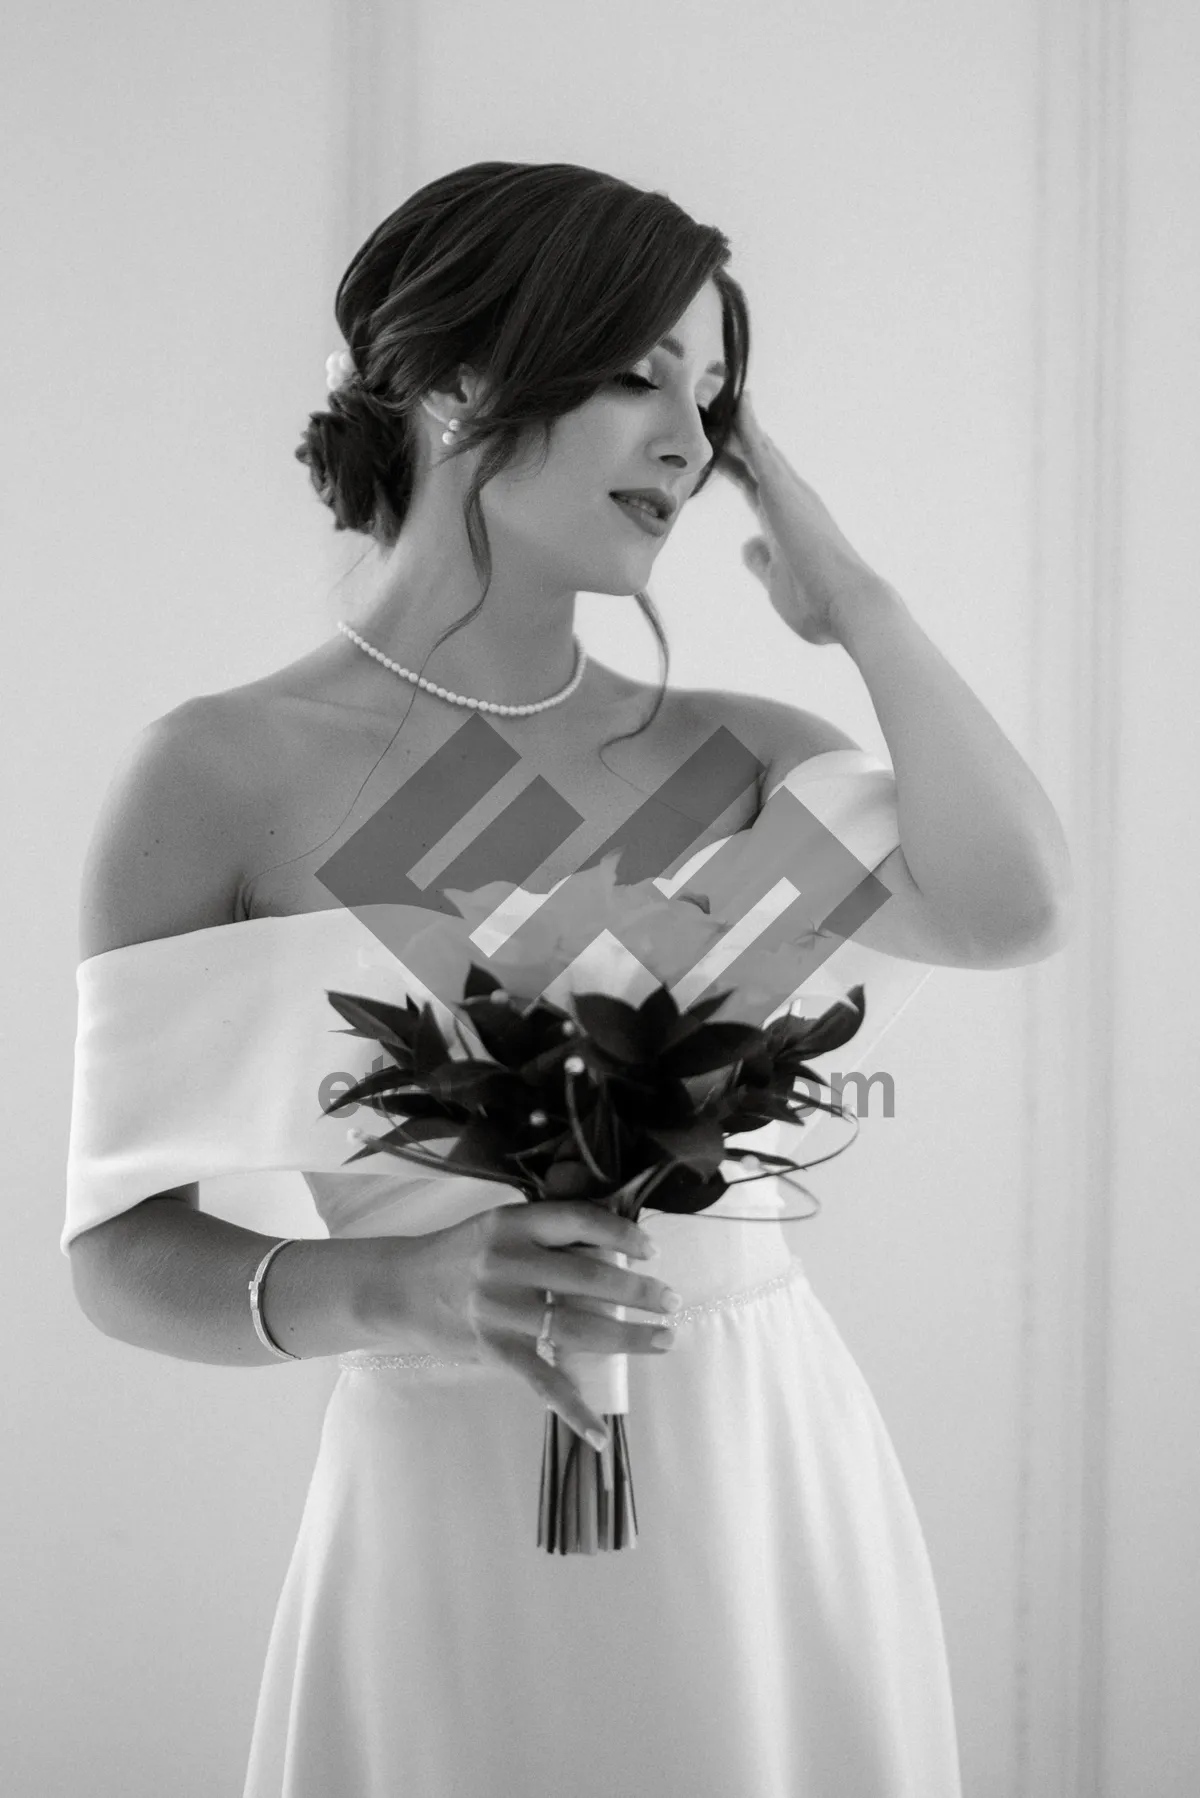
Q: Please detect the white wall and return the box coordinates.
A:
[4,2,1195,1794]
[5,6,346,1794]
[1105,2,1200,1786]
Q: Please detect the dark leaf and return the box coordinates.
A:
[571,992,653,1063]
[325,988,421,1051]
[659,1020,763,1077]
[642,1116,728,1174]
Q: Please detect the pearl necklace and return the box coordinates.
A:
[335,620,588,717]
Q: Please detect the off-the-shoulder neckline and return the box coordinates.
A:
[79,748,885,966]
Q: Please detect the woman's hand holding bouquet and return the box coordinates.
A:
[363,1197,681,1450]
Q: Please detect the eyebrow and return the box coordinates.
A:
[657,334,727,381]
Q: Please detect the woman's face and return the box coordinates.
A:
[440,280,729,599]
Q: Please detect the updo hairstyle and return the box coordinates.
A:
[295,160,750,754]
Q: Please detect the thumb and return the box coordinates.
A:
[742,535,771,576]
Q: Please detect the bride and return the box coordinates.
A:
[64,160,1072,1797]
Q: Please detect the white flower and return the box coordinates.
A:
[325,349,356,394]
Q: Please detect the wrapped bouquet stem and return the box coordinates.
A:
[322,851,867,1555]
[537,1245,636,1554]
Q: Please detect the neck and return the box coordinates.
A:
[351,539,582,709]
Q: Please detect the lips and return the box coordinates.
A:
[610,488,674,520]
[611,494,670,537]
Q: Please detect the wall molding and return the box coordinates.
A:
[1018,0,1128,1791]
[324,0,420,606]
[335,0,390,259]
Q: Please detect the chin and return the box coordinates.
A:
[589,575,649,598]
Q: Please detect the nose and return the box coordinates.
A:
[659,406,713,474]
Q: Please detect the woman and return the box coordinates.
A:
[63,161,1072,1796]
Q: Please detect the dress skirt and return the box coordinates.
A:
[242,1215,962,1798]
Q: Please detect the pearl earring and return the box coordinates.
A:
[441,418,462,447]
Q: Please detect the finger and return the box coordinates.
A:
[720,450,761,509]
[519,1200,652,1261]
[482,1291,675,1356]
[507,1245,677,1315]
[737,390,765,438]
[718,443,753,483]
[742,535,771,577]
[489,1337,610,1447]
[551,1302,676,1355]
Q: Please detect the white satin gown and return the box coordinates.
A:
[62,750,963,1798]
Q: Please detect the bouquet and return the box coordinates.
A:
[321,847,867,1554]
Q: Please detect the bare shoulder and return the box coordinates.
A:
[144,683,292,819]
[78,692,266,960]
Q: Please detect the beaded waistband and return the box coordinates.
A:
[337,1258,806,1375]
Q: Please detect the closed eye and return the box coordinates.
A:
[615,372,716,426]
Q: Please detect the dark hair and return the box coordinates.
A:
[295,160,750,764]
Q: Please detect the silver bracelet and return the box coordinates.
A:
[248,1239,301,1361]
